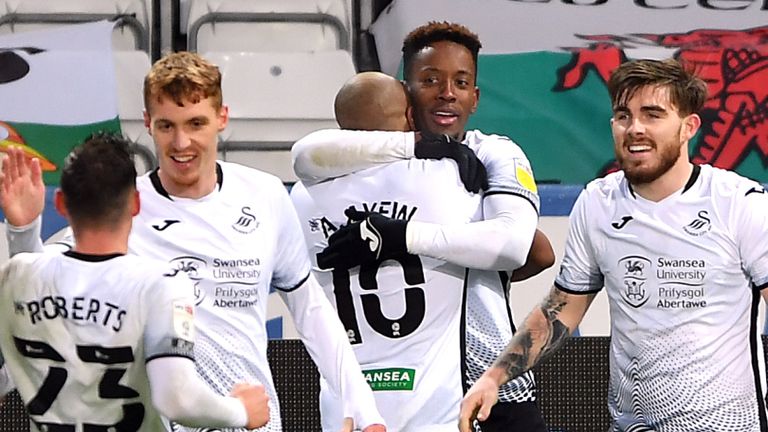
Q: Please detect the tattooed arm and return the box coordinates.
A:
[458,286,596,432]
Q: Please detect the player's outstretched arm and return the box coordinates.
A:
[147,357,270,429]
[1,146,46,256]
[458,286,595,432]
[292,129,414,185]
[318,195,542,272]
[292,129,487,194]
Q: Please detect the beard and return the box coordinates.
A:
[617,136,681,185]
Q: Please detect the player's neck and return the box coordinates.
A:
[71,227,130,255]
[158,168,218,199]
[632,160,693,202]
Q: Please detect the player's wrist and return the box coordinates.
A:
[373,215,407,259]
[484,366,510,387]
[6,214,42,231]
[228,396,250,428]
[404,222,417,255]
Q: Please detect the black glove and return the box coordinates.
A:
[316,206,408,270]
[415,132,489,193]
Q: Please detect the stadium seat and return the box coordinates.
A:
[186,0,351,54]
[0,0,151,51]
[113,50,156,173]
[206,50,356,182]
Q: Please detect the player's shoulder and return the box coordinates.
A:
[136,169,154,190]
[7,250,44,264]
[118,253,168,270]
[699,164,765,200]
[2,252,44,277]
[117,255,190,294]
[217,160,286,193]
[465,129,526,154]
[289,181,312,204]
[7,250,63,269]
[83,254,170,281]
[582,170,627,202]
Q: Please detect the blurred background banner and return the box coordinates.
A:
[372,0,768,184]
[0,20,121,186]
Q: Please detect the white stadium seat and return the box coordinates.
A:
[113,50,156,173]
[0,0,150,51]
[186,0,351,53]
[206,50,356,182]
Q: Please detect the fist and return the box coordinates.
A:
[231,383,270,429]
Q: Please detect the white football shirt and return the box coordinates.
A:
[463,130,540,403]
[556,164,768,431]
[131,162,312,432]
[0,251,196,432]
[292,128,543,404]
[291,159,481,431]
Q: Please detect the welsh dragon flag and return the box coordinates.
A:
[0,20,121,186]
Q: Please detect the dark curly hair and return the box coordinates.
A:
[60,132,136,227]
[401,21,482,80]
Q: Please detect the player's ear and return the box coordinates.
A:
[143,110,152,135]
[54,189,68,218]
[131,190,141,217]
[407,105,415,131]
[470,86,480,114]
[218,104,229,131]
[681,113,701,142]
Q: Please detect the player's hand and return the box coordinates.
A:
[415,132,488,194]
[341,417,354,432]
[340,417,386,432]
[316,206,407,270]
[458,375,500,432]
[0,146,45,226]
[230,383,270,429]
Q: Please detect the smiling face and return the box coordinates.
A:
[611,85,698,186]
[144,94,228,198]
[405,40,479,140]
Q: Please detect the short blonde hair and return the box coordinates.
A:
[143,51,222,112]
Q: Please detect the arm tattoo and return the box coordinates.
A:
[539,290,571,359]
[494,289,573,381]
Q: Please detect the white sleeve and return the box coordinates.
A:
[470,133,541,212]
[733,182,768,289]
[271,185,314,291]
[292,129,416,185]
[0,362,14,397]
[406,193,537,270]
[279,275,384,429]
[5,215,44,256]
[146,357,247,428]
[554,189,604,293]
